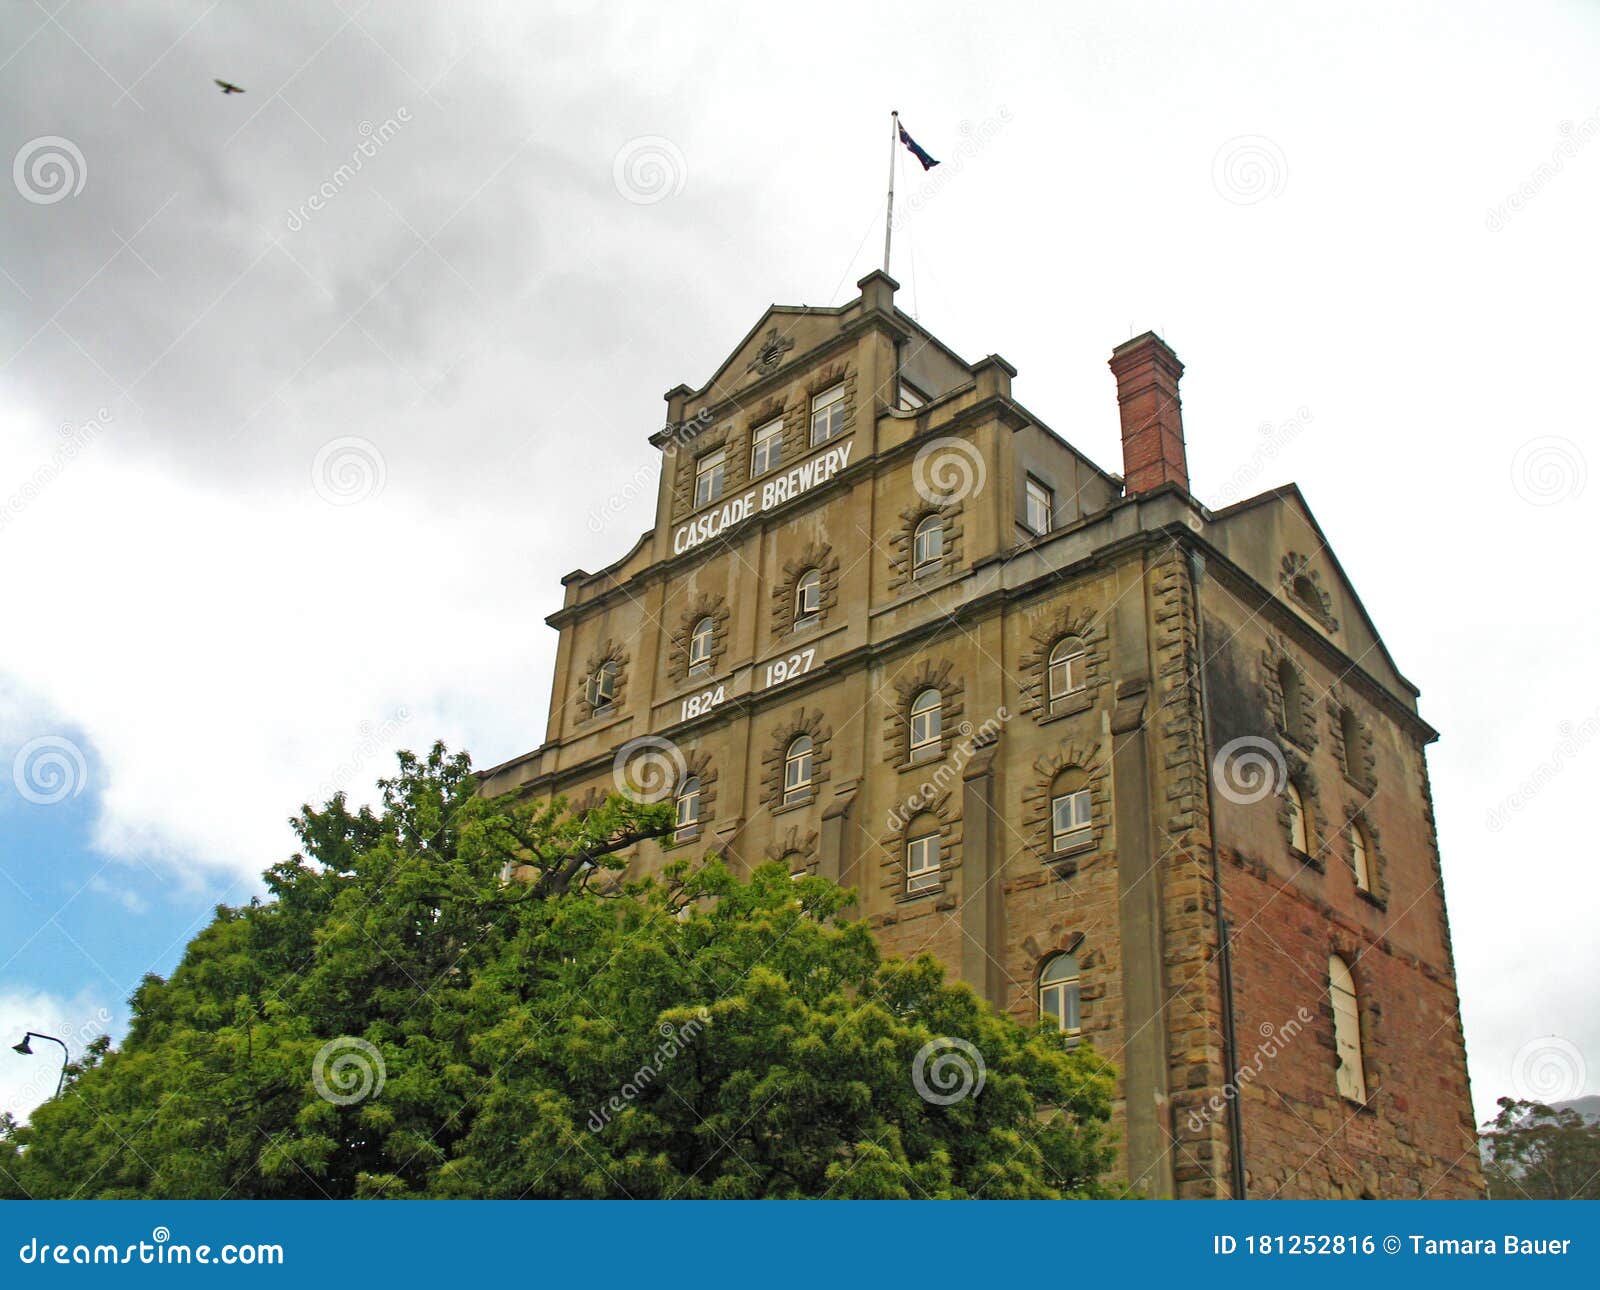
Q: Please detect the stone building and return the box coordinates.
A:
[479,272,1483,1199]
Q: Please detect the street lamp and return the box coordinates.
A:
[11,1032,69,1098]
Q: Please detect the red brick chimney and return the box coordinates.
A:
[1109,332,1188,496]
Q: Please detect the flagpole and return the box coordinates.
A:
[883,109,898,274]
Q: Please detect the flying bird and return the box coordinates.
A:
[213,79,245,94]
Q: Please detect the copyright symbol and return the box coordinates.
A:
[1382,1235,1401,1255]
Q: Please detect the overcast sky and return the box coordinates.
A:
[2,0,1595,1129]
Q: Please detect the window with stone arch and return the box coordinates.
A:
[1039,952,1082,1035]
[908,688,942,762]
[1286,778,1311,854]
[1329,954,1367,1104]
[1047,639,1087,712]
[904,816,941,894]
[1278,657,1308,744]
[1349,819,1372,892]
[795,568,822,625]
[912,514,944,575]
[674,776,701,839]
[586,658,618,714]
[783,736,813,804]
[688,617,715,675]
[1050,769,1093,854]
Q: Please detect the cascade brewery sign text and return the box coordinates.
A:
[672,442,854,554]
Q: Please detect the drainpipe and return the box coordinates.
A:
[1188,547,1248,1200]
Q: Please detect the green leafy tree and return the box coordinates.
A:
[1481,1097,1600,1200]
[4,743,1115,1200]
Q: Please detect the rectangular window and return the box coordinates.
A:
[906,832,941,893]
[1025,476,1053,535]
[750,420,783,476]
[897,381,927,410]
[694,448,726,509]
[810,385,846,445]
[1051,788,1092,852]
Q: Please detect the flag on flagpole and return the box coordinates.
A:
[897,121,940,171]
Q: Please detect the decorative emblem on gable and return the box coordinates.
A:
[747,327,795,376]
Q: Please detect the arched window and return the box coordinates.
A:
[1340,707,1364,778]
[1047,640,1086,709]
[1051,775,1093,853]
[1039,953,1081,1035]
[1329,955,1367,1103]
[783,735,813,804]
[913,515,943,574]
[1292,574,1319,607]
[1350,822,1371,893]
[1286,780,1310,854]
[586,659,618,712]
[688,617,715,674]
[1278,658,1306,741]
[780,851,808,880]
[908,689,942,760]
[795,568,822,625]
[674,777,701,838]
[905,822,941,893]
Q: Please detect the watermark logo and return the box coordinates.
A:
[587,1009,710,1132]
[886,707,1009,833]
[1486,708,1600,832]
[612,135,687,205]
[1509,1035,1587,1105]
[1211,135,1288,206]
[1510,435,1586,507]
[1211,735,1288,805]
[284,108,411,231]
[1186,1006,1313,1133]
[12,735,88,805]
[311,436,387,506]
[912,436,986,506]
[1209,407,1312,507]
[1486,110,1600,231]
[612,735,687,803]
[0,408,111,532]
[311,1036,386,1105]
[13,136,86,204]
[911,1036,986,1106]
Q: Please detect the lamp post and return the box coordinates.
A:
[12,1032,69,1099]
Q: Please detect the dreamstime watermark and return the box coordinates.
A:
[1186,1006,1314,1133]
[912,435,986,506]
[585,410,713,533]
[587,1009,710,1132]
[1485,109,1600,232]
[612,735,687,804]
[13,135,86,204]
[885,707,1010,833]
[310,1037,385,1106]
[1211,135,1288,205]
[12,1007,113,1108]
[1486,707,1600,832]
[311,435,387,506]
[1209,407,1313,507]
[284,108,412,231]
[0,408,111,531]
[911,1036,985,1106]
[890,107,1012,229]
[11,735,88,806]
[1509,435,1586,507]
[1509,1035,1587,1105]
[17,1227,283,1267]
[612,135,687,205]
[1211,735,1288,806]
[314,707,414,801]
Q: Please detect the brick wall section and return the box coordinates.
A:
[1222,856,1484,1198]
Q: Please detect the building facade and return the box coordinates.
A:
[479,272,1483,1199]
